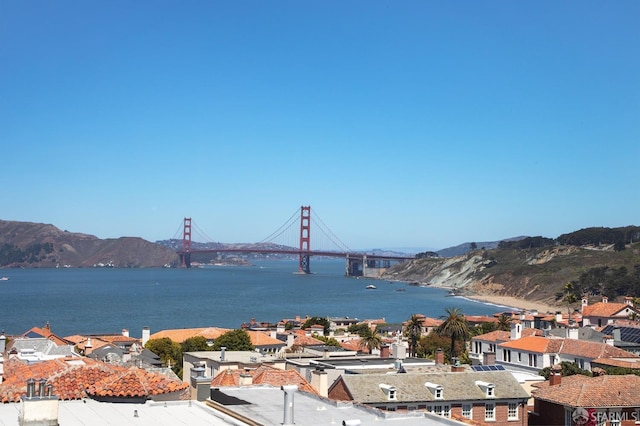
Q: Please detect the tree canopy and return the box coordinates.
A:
[436,308,469,363]
[212,329,254,351]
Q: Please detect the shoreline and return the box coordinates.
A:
[462,293,563,314]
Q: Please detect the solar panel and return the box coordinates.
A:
[471,365,505,372]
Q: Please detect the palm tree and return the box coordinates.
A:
[358,328,382,353]
[404,314,422,357]
[496,313,512,331]
[436,307,469,363]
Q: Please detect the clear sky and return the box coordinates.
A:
[1,1,638,251]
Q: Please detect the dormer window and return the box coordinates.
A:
[475,380,495,398]
[379,383,397,401]
[424,381,444,400]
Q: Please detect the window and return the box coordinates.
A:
[485,403,495,421]
[528,353,538,367]
[487,385,495,397]
[503,349,511,362]
[431,404,451,418]
[508,402,518,420]
[518,352,522,362]
[388,389,396,400]
[462,404,472,419]
[435,388,442,399]
[550,355,555,365]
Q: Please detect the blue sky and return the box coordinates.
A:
[1,1,638,251]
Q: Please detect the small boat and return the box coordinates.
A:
[0,277,9,281]
[395,288,406,292]
[365,284,377,289]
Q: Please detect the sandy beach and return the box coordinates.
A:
[463,294,563,315]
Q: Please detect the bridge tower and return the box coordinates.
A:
[298,206,311,274]
[181,217,192,268]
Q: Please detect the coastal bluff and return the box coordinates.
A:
[0,220,178,268]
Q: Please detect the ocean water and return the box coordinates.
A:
[0,259,509,338]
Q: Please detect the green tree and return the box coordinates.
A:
[416,332,454,359]
[212,329,254,351]
[470,242,477,250]
[358,328,382,353]
[539,361,592,379]
[181,336,211,353]
[496,314,512,331]
[404,315,422,357]
[313,334,341,347]
[302,316,331,335]
[435,308,470,363]
[347,323,373,337]
[145,337,182,374]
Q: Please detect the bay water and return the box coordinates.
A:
[0,259,509,338]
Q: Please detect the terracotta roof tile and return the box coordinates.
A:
[499,336,562,353]
[292,335,325,346]
[558,339,639,359]
[246,331,286,347]
[473,330,510,343]
[583,302,637,318]
[533,375,640,407]
[149,327,231,343]
[0,357,186,403]
[210,365,318,394]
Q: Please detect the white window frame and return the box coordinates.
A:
[508,402,518,420]
[485,402,495,421]
[462,404,472,419]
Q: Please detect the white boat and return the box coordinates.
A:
[365,284,376,289]
[0,277,9,281]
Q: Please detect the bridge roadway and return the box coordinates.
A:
[177,248,414,276]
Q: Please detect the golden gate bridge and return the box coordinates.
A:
[175,206,414,277]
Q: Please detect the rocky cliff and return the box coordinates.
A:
[0,220,179,268]
[381,243,640,306]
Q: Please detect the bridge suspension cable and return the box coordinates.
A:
[172,222,184,240]
[258,208,300,244]
[311,209,351,253]
[192,220,217,243]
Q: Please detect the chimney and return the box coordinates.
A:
[625,296,634,307]
[0,331,6,354]
[555,312,563,323]
[323,349,330,359]
[239,373,253,386]
[281,385,297,426]
[451,358,464,372]
[85,338,93,355]
[380,345,390,358]
[519,311,526,321]
[549,365,562,386]
[581,295,589,313]
[566,326,579,340]
[510,322,522,340]
[434,348,444,365]
[602,296,608,304]
[483,352,496,366]
[142,327,150,347]
[122,329,129,337]
[220,347,226,362]
[310,367,328,397]
[613,326,621,342]
[287,333,295,348]
[20,379,59,426]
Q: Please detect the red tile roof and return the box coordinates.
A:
[499,336,563,353]
[0,357,187,403]
[292,335,324,346]
[210,365,318,394]
[149,327,232,343]
[583,302,637,318]
[533,374,640,407]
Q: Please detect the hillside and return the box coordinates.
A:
[0,220,179,268]
[382,242,640,307]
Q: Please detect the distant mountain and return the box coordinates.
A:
[0,220,178,268]
[436,236,528,258]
